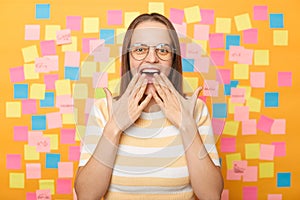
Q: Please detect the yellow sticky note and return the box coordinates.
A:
[39,179,55,194]
[45,25,61,40]
[228,100,243,114]
[73,83,88,99]
[30,83,46,99]
[125,12,140,28]
[55,79,71,96]
[194,39,207,55]
[116,28,127,44]
[83,17,99,33]
[254,50,269,66]
[237,86,251,99]
[234,13,252,31]
[184,6,201,24]
[9,173,24,188]
[44,134,58,150]
[148,2,164,15]
[24,64,39,80]
[6,102,21,118]
[76,125,86,141]
[81,61,97,77]
[108,78,121,95]
[183,77,198,94]
[100,57,116,73]
[62,36,77,51]
[216,18,231,33]
[62,112,76,124]
[273,30,288,46]
[234,64,249,79]
[226,153,241,169]
[24,145,40,160]
[246,97,261,112]
[259,162,274,178]
[22,45,39,63]
[245,143,260,159]
[223,121,239,136]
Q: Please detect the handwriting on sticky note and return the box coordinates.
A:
[36,189,51,200]
[35,56,58,73]
[56,29,71,45]
[203,80,219,97]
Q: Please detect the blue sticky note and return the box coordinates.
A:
[213,103,227,118]
[14,84,28,99]
[32,115,46,130]
[224,84,231,96]
[40,92,54,107]
[45,153,61,168]
[277,172,291,187]
[65,67,80,80]
[270,13,284,28]
[100,29,115,44]
[35,4,50,19]
[225,35,240,50]
[182,58,194,72]
[230,80,239,87]
[264,92,279,107]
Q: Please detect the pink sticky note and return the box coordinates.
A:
[243,166,258,182]
[234,106,249,121]
[260,144,275,160]
[58,162,74,178]
[64,51,80,67]
[28,131,43,146]
[35,56,59,73]
[40,40,56,56]
[221,189,229,200]
[271,119,286,134]
[56,179,72,194]
[44,74,58,90]
[89,39,105,53]
[56,95,74,113]
[243,186,257,200]
[210,50,225,66]
[84,98,95,114]
[6,154,21,169]
[229,46,244,62]
[69,146,80,161]
[200,9,215,24]
[180,43,186,58]
[14,126,28,141]
[36,136,50,152]
[93,47,110,62]
[217,69,231,84]
[250,72,265,88]
[231,88,246,103]
[173,22,187,38]
[243,28,258,44]
[203,80,219,97]
[227,169,241,180]
[26,163,41,179]
[82,38,97,53]
[221,137,236,152]
[61,129,75,144]
[36,189,51,200]
[212,118,225,135]
[242,120,257,135]
[26,192,37,200]
[56,29,72,45]
[253,5,268,20]
[194,24,210,40]
[47,112,62,129]
[93,72,108,88]
[209,33,224,49]
[278,72,292,87]
[194,57,209,73]
[272,142,286,157]
[257,115,274,133]
[186,43,202,59]
[107,10,122,25]
[10,66,25,82]
[25,25,40,40]
[233,160,247,174]
[238,49,253,65]
[170,8,184,24]
[268,194,282,200]
[66,16,82,31]
[22,100,37,114]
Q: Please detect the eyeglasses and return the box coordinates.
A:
[128,43,175,61]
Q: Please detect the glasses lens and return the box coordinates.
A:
[156,44,173,61]
[130,45,149,60]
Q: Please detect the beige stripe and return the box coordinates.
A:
[120,134,182,147]
[134,117,172,128]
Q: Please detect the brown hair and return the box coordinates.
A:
[119,13,183,97]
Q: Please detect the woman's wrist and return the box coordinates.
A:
[103,119,123,143]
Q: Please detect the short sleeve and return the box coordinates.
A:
[78,99,109,167]
[194,99,221,166]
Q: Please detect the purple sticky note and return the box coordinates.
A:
[66,16,82,31]
[217,69,231,84]
[250,72,265,88]
[56,29,72,45]
[221,137,236,152]
[64,51,80,67]
[60,129,75,144]
[257,115,274,133]
[69,146,80,161]
[272,142,286,157]
[260,144,275,160]
[194,24,210,40]
[242,120,257,135]
[212,118,225,136]
[46,112,62,129]
[40,40,56,56]
[107,10,122,25]
[170,8,184,24]
[271,119,286,134]
[243,186,258,200]
[56,179,72,194]
[10,66,25,83]
[26,192,37,200]
[234,106,249,121]
[209,33,224,49]
[243,166,258,182]
[253,5,268,20]
[14,126,28,141]
[22,99,37,114]
[278,72,292,87]
[210,50,225,66]
[26,163,41,179]
[58,162,74,178]
[200,9,215,24]
[243,28,258,44]
[93,72,108,88]
[25,25,40,40]
[6,154,21,169]
[82,38,97,53]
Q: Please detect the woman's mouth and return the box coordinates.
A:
[140,69,160,83]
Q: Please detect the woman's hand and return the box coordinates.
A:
[103,73,152,133]
[151,73,202,129]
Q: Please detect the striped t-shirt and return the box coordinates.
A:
[79,98,220,200]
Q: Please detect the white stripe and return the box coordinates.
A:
[85,126,103,136]
[124,125,179,138]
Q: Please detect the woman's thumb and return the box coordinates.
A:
[103,87,113,115]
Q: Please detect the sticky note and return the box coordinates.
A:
[250,72,265,88]
[36,4,50,19]
[56,95,74,114]
[243,166,258,182]
[246,97,261,112]
[56,29,72,45]
[26,192,36,200]
[62,113,76,124]
[116,28,126,44]
[234,106,249,121]
[226,35,240,50]
[271,119,286,134]
[36,136,51,152]
[24,144,40,160]
[234,13,252,31]
[25,25,40,40]
[26,163,41,179]
[203,80,219,97]
[227,169,241,180]
[234,64,249,79]
[66,16,82,31]
[99,57,116,73]
[43,74,57,90]
[170,8,184,24]
[278,72,292,86]
[9,173,24,188]
[267,194,282,200]
[230,88,245,103]
[6,154,21,169]
[46,112,62,129]
[243,28,258,44]
[184,6,201,24]
[107,10,122,25]
[226,153,241,169]
[64,51,80,67]
[242,120,257,135]
[55,79,71,96]
[60,129,75,144]
[36,189,51,200]
[83,17,99,33]
[270,13,284,28]
[24,63,39,80]
[254,50,269,66]
[65,67,80,80]
[58,162,73,178]
[217,69,230,84]
[40,40,56,56]
[260,144,275,160]
[183,77,198,94]
[31,115,46,130]
[182,58,194,72]
[35,55,59,73]
[9,66,24,83]
[215,18,231,33]
[173,22,187,38]
[273,30,288,46]
[210,50,225,66]
[209,33,224,49]
[233,160,247,174]
[221,190,229,200]
[14,126,28,141]
[272,142,286,157]
[39,180,55,194]
[44,134,58,150]
[62,36,77,51]
[75,125,86,141]
[257,115,274,133]
[245,143,260,159]
[223,121,239,136]
[253,5,268,20]
[193,39,207,55]
[69,146,80,161]
[56,179,72,194]
[30,84,46,100]
[259,162,274,178]
[264,92,279,107]
[200,9,214,24]
[108,78,121,96]
[228,101,243,114]
[45,25,61,40]
[212,118,225,136]
[277,172,291,187]
[100,29,115,44]
[221,137,236,152]
[22,100,37,114]
[22,45,39,63]
[14,84,28,99]
[6,102,21,118]
[124,12,140,28]
[82,38,97,53]
[72,84,88,99]
[89,39,105,53]
[45,153,60,168]
[243,186,257,200]
[148,2,164,15]
[95,88,106,99]
[40,92,54,108]
[194,24,209,40]
[93,72,108,88]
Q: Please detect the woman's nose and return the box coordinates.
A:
[144,47,159,63]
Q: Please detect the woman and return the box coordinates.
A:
[75,13,223,200]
